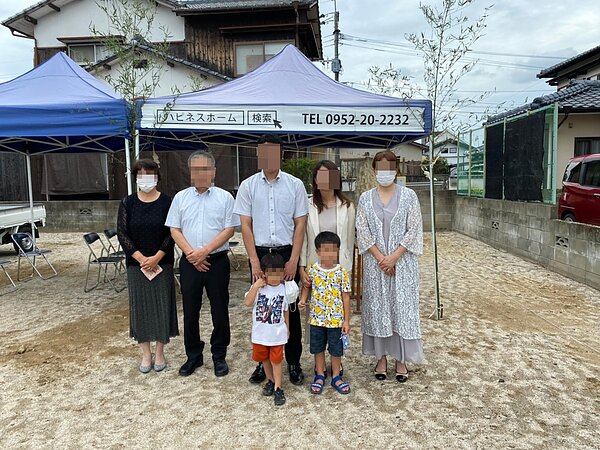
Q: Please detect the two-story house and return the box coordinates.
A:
[421,131,459,168]
[1,0,322,200]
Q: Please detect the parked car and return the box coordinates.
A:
[558,154,600,225]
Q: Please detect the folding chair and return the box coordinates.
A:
[103,229,126,272]
[83,232,125,293]
[11,232,57,281]
[0,260,18,295]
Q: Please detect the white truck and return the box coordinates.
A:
[0,204,46,252]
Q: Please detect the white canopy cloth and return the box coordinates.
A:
[138,45,432,149]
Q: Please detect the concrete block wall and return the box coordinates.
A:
[34,193,600,290]
[416,189,454,232]
[42,201,120,233]
[39,189,457,234]
[453,196,600,290]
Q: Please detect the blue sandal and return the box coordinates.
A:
[310,374,326,394]
[331,375,351,394]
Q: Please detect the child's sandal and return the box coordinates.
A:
[310,374,326,394]
[331,375,351,394]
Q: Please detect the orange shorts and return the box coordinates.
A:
[252,343,284,364]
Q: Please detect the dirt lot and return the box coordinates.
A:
[0,231,598,449]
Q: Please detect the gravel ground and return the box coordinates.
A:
[0,231,598,449]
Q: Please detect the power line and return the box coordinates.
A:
[341,42,547,70]
[345,80,552,95]
[341,33,569,60]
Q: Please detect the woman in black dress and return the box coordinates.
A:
[117,159,178,373]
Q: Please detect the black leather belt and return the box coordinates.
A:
[255,245,292,254]
[209,250,228,258]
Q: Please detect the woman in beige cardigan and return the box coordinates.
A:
[300,160,356,281]
[300,161,356,379]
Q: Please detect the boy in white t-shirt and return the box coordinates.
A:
[244,253,299,406]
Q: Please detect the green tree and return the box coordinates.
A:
[422,156,449,174]
[368,0,493,320]
[89,0,208,191]
[90,0,172,106]
[282,158,317,192]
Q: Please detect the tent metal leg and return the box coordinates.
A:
[25,152,36,248]
[125,138,132,195]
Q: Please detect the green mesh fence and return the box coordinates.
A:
[457,126,485,198]
[457,103,558,204]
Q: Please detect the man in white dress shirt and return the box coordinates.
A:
[234,134,308,385]
[166,151,240,377]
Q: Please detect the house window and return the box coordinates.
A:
[234,41,293,76]
[574,137,600,157]
[68,43,111,65]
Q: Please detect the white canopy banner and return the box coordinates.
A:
[140,104,427,134]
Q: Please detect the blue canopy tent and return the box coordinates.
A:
[0,52,130,241]
[137,45,432,150]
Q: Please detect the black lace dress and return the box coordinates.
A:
[117,193,178,344]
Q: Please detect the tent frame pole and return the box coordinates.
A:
[25,151,36,247]
[125,138,132,195]
[134,129,140,160]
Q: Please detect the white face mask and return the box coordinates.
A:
[136,175,157,193]
[376,170,396,187]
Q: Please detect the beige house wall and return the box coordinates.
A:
[556,112,600,186]
[339,143,424,162]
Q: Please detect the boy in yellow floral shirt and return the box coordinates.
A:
[299,231,351,394]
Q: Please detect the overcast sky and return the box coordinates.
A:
[1,0,599,125]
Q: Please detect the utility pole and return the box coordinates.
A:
[332,1,341,81]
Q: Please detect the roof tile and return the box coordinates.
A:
[487,80,600,124]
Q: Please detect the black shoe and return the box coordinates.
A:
[395,373,408,383]
[214,359,229,377]
[288,364,304,385]
[179,357,203,377]
[395,363,409,383]
[249,362,266,384]
[274,388,286,406]
[262,379,275,396]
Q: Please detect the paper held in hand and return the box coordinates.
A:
[140,265,162,281]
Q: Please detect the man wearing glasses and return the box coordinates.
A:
[166,151,240,377]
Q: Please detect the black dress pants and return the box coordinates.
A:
[254,246,302,366]
[180,252,230,362]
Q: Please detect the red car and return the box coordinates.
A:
[558,153,600,225]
